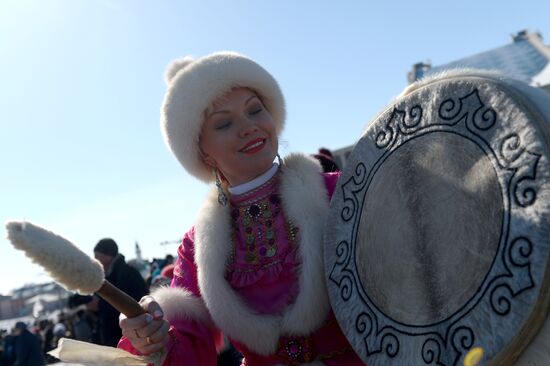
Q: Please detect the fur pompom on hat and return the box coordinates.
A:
[161,51,286,182]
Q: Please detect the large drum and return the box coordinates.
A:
[324,70,550,365]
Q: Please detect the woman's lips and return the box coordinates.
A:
[240,138,266,154]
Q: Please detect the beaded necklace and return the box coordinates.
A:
[228,172,299,266]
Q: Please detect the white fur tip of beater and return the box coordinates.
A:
[6,220,105,295]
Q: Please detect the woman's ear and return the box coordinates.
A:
[202,153,217,169]
[198,132,217,169]
[199,142,217,169]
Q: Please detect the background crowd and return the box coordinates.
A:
[0,247,176,366]
[0,148,339,366]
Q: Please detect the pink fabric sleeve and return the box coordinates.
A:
[323,171,341,199]
[171,227,201,294]
[118,227,219,366]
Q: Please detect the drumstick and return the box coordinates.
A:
[6,221,145,318]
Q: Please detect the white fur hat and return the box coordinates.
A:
[161,51,286,182]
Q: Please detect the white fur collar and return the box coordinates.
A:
[194,153,331,355]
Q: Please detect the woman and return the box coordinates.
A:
[118,52,362,365]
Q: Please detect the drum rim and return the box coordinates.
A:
[325,74,550,365]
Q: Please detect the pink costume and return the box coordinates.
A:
[119,154,363,365]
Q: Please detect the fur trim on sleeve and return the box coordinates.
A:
[150,286,211,324]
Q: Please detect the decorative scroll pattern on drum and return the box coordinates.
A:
[450,327,475,366]
[375,105,423,148]
[418,326,476,366]
[490,237,536,316]
[340,163,369,222]
[327,85,545,366]
[498,134,541,207]
[438,89,497,131]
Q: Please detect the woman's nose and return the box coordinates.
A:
[239,117,258,137]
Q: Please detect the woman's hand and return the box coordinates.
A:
[120,295,170,354]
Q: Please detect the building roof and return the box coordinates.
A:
[408,30,550,88]
[11,282,65,300]
[25,293,63,305]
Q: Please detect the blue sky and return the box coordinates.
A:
[1,0,550,295]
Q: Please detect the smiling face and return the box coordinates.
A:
[200,87,278,186]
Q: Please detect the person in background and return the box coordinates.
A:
[72,310,93,342]
[160,263,175,280]
[164,254,175,267]
[52,316,67,350]
[67,294,100,345]
[13,322,44,366]
[313,147,340,173]
[150,254,175,280]
[85,296,101,344]
[93,238,148,346]
[37,319,57,364]
[1,329,16,366]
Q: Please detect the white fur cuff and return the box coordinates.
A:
[150,286,211,324]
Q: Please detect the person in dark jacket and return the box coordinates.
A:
[13,322,44,366]
[1,332,16,366]
[94,238,148,347]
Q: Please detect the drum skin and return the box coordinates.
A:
[324,70,550,366]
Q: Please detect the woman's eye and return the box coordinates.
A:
[249,107,263,115]
[215,121,231,130]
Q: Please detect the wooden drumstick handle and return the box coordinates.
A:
[97,280,145,318]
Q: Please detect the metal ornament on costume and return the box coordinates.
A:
[324,70,550,365]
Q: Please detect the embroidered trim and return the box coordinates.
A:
[227,172,299,269]
[195,153,331,355]
[277,335,314,365]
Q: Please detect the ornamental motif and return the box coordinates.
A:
[326,83,548,365]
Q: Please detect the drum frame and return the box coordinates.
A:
[325,76,550,366]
